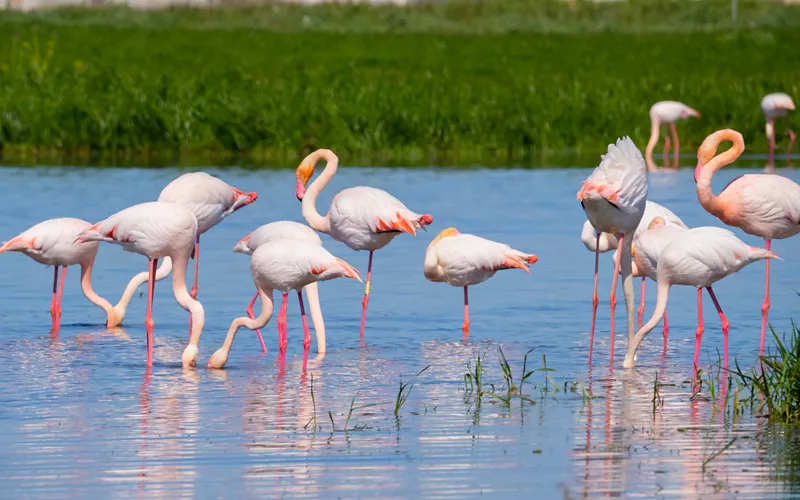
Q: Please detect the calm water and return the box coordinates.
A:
[1,161,800,498]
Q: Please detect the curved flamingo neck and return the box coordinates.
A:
[302,150,336,234]
[423,243,444,282]
[303,282,325,353]
[210,287,274,368]
[645,119,661,172]
[80,260,115,326]
[171,252,205,350]
[111,257,172,326]
[696,130,744,222]
[624,280,670,368]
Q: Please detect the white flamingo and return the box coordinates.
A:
[761,93,795,169]
[645,101,701,171]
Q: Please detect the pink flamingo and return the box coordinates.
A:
[207,239,361,369]
[233,221,327,353]
[75,202,203,367]
[110,172,257,326]
[577,137,648,363]
[423,227,538,335]
[0,218,117,332]
[623,226,776,370]
[695,128,800,352]
[761,93,796,169]
[295,149,433,338]
[645,101,701,171]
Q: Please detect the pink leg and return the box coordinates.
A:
[662,308,669,352]
[609,233,624,363]
[463,286,470,335]
[787,116,795,168]
[706,286,730,368]
[637,277,646,329]
[760,239,771,353]
[663,130,671,169]
[670,123,680,169]
[247,291,267,353]
[359,251,374,339]
[693,288,704,375]
[588,234,600,364]
[278,292,289,352]
[298,290,311,350]
[145,258,158,365]
[49,266,60,332]
[768,119,776,169]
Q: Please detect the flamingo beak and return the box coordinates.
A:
[694,161,703,183]
[296,181,306,201]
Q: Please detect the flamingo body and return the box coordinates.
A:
[645,101,701,171]
[649,101,700,125]
[234,221,322,255]
[632,222,687,282]
[761,93,795,120]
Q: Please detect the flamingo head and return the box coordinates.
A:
[230,188,258,213]
[296,159,316,201]
[647,216,666,230]
[233,235,254,255]
[681,107,701,119]
[429,227,460,247]
[207,347,229,369]
[695,129,745,183]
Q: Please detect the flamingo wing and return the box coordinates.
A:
[332,187,429,236]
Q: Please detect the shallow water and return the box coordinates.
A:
[1,162,800,498]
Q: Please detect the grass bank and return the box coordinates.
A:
[0,3,799,166]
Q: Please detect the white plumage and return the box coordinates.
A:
[761,92,795,120]
[234,221,322,255]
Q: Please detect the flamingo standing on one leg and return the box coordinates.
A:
[423,227,538,335]
[623,226,777,371]
[695,129,800,352]
[75,202,203,367]
[233,221,327,353]
[577,137,647,364]
[761,93,796,170]
[644,101,701,171]
[207,240,361,369]
[0,218,117,332]
[295,149,433,338]
[110,172,257,327]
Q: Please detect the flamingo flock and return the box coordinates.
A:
[0,93,797,374]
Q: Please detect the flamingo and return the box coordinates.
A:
[423,227,538,335]
[695,128,800,352]
[207,240,361,369]
[761,93,796,169]
[75,202,203,367]
[110,172,257,327]
[0,218,116,332]
[644,101,701,171]
[295,149,433,338]
[577,137,647,363]
[622,226,777,370]
[233,221,327,353]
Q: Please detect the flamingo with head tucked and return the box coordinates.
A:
[645,101,701,171]
[295,149,433,338]
[695,128,800,352]
[0,218,116,332]
[761,93,796,169]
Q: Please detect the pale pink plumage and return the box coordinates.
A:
[761,93,796,169]
[645,101,701,171]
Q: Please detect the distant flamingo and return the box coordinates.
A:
[623,226,777,370]
[423,228,538,334]
[295,149,433,338]
[761,93,796,169]
[234,221,327,353]
[577,137,647,363]
[645,101,701,171]
[208,240,361,369]
[0,218,116,332]
[75,202,203,367]
[695,128,800,352]
[111,172,257,327]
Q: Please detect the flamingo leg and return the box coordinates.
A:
[787,116,795,168]
[298,290,311,350]
[768,119,776,169]
[693,288,705,375]
[145,258,158,364]
[588,233,600,364]
[669,123,680,169]
[637,277,646,329]
[278,292,289,352]
[663,129,671,169]
[662,308,669,353]
[49,266,60,332]
[247,290,266,353]
[359,250,374,339]
[609,234,624,363]
[462,286,470,335]
[760,239,771,353]
[706,286,730,369]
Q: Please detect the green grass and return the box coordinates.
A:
[0,2,799,166]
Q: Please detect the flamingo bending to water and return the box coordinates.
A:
[695,129,800,352]
[623,227,777,370]
[76,202,203,367]
[761,93,796,169]
[208,240,361,369]
[234,221,327,353]
[423,228,538,334]
[0,218,116,332]
[645,101,701,171]
[295,149,433,338]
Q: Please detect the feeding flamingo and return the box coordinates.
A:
[761,93,796,169]
[295,149,433,338]
[75,202,203,367]
[0,218,117,332]
[234,221,327,353]
[110,172,257,327]
[423,227,538,335]
[577,137,647,363]
[644,101,701,171]
[695,128,800,352]
[207,240,361,369]
[622,226,777,370]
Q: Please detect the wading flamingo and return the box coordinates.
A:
[761,93,796,169]
[234,221,327,353]
[423,228,538,335]
[695,128,800,352]
[110,172,257,327]
[577,137,647,363]
[0,218,116,332]
[645,101,701,171]
[75,202,203,367]
[295,149,433,338]
[208,240,361,369]
[622,226,777,370]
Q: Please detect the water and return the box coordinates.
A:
[1,162,800,498]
